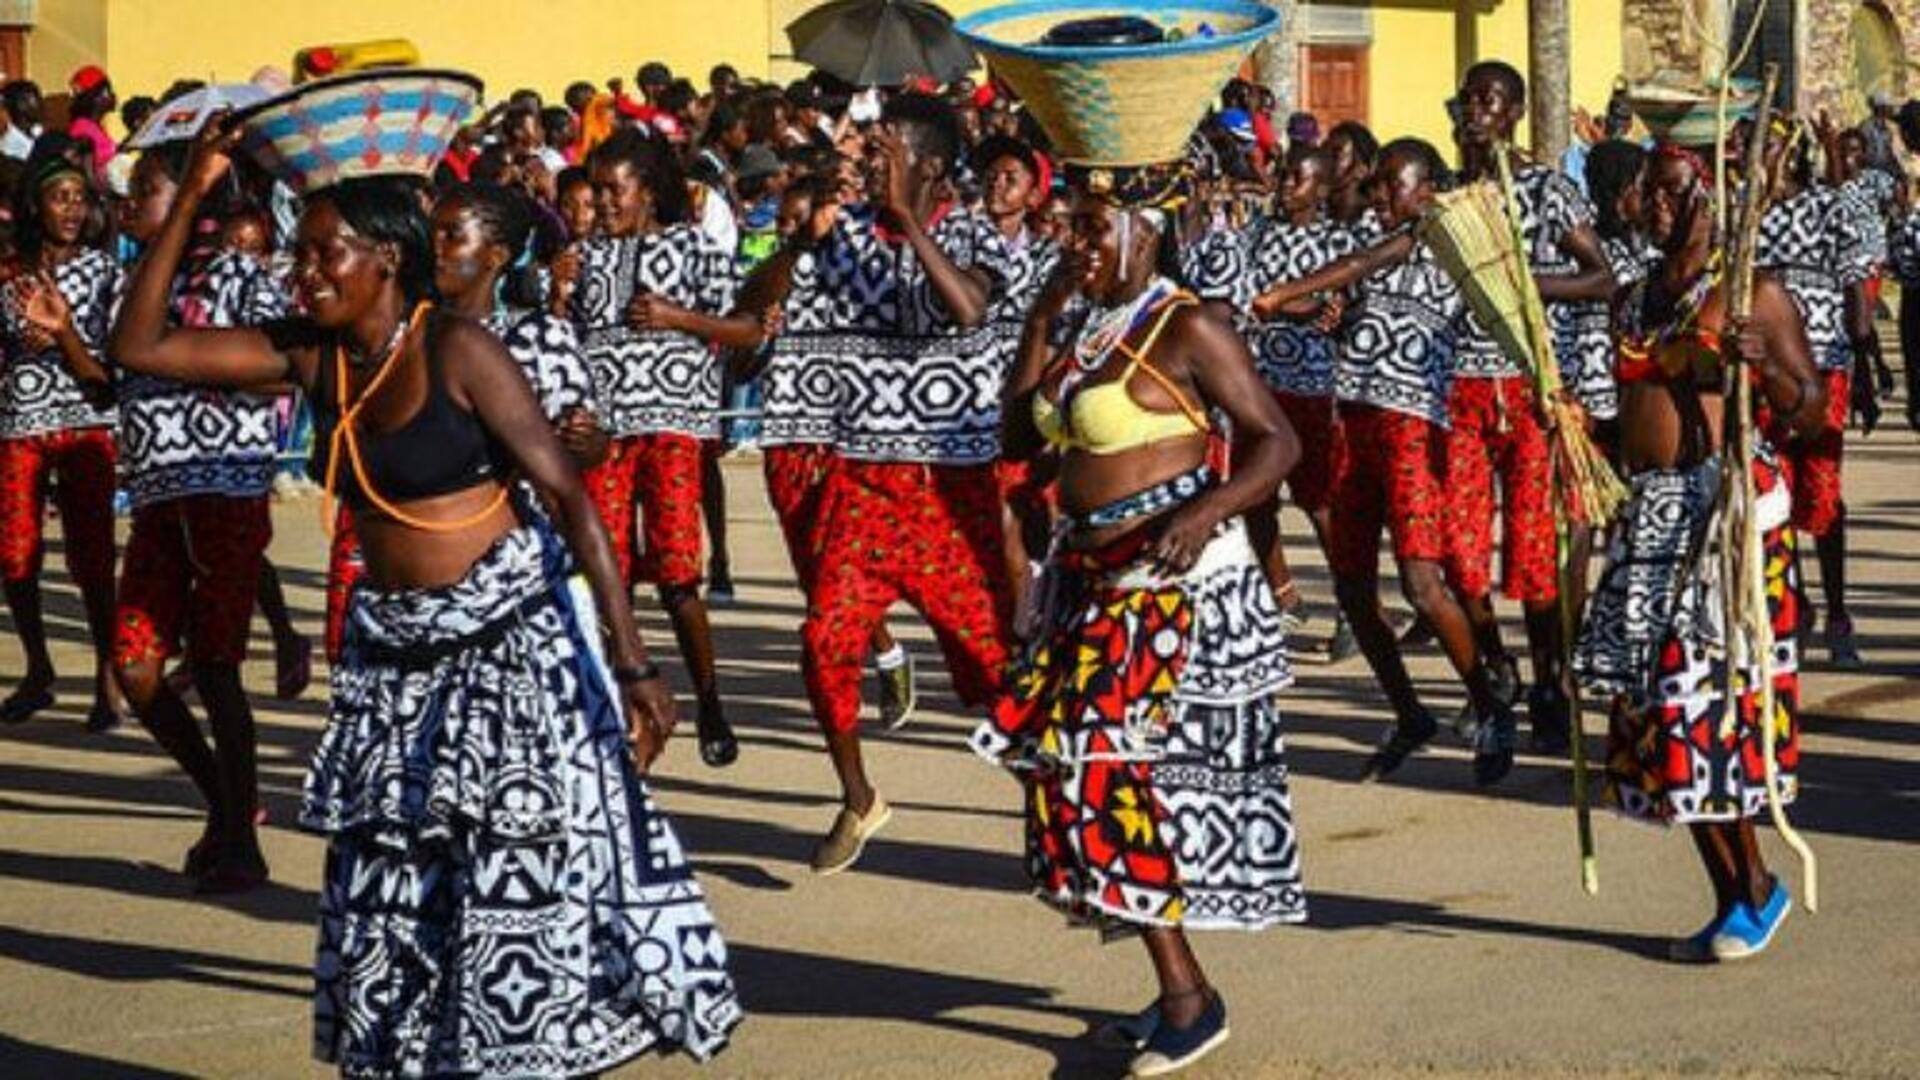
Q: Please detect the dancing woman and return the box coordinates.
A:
[109,122,738,1075]
[321,181,608,660]
[558,129,761,767]
[980,162,1303,1077]
[1576,145,1826,962]
[0,148,123,732]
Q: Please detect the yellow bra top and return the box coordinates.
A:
[1035,295,1209,455]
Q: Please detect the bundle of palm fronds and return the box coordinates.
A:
[1418,172,1628,527]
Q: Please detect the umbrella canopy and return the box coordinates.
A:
[786,0,976,88]
[126,83,274,149]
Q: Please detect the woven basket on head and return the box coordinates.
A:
[230,69,483,194]
[956,1,1279,166]
[1418,182,1539,374]
[1625,79,1760,147]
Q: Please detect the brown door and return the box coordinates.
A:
[1302,44,1368,129]
[0,27,25,84]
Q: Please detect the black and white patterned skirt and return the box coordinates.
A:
[302,521,740,1077]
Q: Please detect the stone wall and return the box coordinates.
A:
[1622,0,1919,122]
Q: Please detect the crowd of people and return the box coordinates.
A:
[0,37,1909,1077]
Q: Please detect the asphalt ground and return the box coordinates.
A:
[3,350,1917,1079]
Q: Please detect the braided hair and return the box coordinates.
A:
[439,182,545,310]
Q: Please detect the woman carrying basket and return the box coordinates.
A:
[980,157,1304,1077]
[107,94,739,1074]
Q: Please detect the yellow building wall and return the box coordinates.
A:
[20,0,109,96]
[24,0,1622,156]
[29,0,773,106]
[1365,0,1623,156]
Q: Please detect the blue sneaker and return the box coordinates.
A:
[1128,993,1229,1077]
[1667,908,1736,963]
[1094,1000,1160,1050]
[1712,878,1791,960]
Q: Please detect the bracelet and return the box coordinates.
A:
[612,661,662,684]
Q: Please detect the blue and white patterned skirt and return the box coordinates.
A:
[302,520,740,1077]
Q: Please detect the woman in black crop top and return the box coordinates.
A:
[105,125,741,1071]
[112,131,671,749]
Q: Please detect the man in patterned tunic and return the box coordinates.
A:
[1188,146,1362,656]
[1262,139,1523,781]
[974,134,1060,623]
[735,172,922,731]
[107,145,292,890]
[1755,123,1883,666]
[1449,61,1617,783]
[798,94,1016,874]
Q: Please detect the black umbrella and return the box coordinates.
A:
[785,0,976,88]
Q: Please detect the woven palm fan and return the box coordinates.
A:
[1418,176,1626,527]
[955,0,1280,166]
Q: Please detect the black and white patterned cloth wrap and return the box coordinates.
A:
[1188,217,1360,397]
[570,225,738,439]
[763,206,1013,461]
[1890,208,1920,286]
[1456,164,1596,381]
[1181,226,1255,311]
[1561,235,1659,422]
[1344,207,1386,247]
[116,251,290,508]
[485,307,597,423]
[303,520,740,1076]
[1757,185,1882,371]
[0,248,121,439]
[1334,240,1466,426]
[1575,455,1796,698]
[988,228,1062,334]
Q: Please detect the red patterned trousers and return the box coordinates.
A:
[802,461,1012,734]
[0,427,116,593]
[116,495,271,667]
[1326,405,1449,577]
[763,443,839,593]
[1774,369,1850,537]
[585,433,705,588]
[1442,376,1557,603]
[1273,390,1337,513]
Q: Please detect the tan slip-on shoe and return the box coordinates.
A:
[810,794,892,875]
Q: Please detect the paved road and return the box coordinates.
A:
[3,366,1918,1077]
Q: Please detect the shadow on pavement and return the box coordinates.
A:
[731,942,1126,1078]
[0,849,318,926]
[0,1034,192,1078]
[0,924,308,999]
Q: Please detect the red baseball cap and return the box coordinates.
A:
[69,65,111,95]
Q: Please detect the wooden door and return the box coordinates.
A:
[0,27,25,84]
[1302,44,1368,130]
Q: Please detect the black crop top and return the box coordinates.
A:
[308,310,509,507]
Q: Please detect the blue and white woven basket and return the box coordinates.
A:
[229,69,483,194]
[957,0,1279,167]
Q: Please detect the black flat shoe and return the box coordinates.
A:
[1527,685,1571,754]
[698,718,739,768]
[1473,707,1517,786]
[1360,710,1438,782]
[1,687,54,725]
